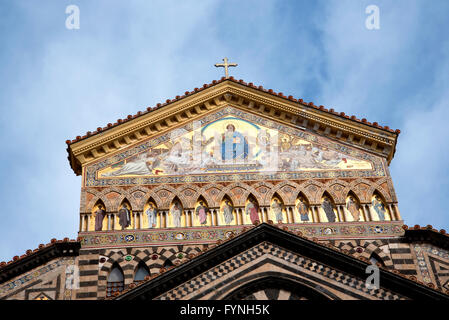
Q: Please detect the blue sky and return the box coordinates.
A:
[0,0,448,262]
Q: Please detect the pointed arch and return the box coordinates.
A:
[115,198,133,230]
[244,193,261,225]
[107,263,124,297]
[143,197,159,229]
[215,190,240,208]
[199,183,225,207]
[217,273,335,300]
[264,181,299,206]
[295,192,311,223]
[344,191,364,222]
[347,178,374,203]
[168,196,184,228]
[370,187,393,204]
[84,191,113,213]
[194,193,213,209]
[100,186,128,211]
[269,192,287,223]
[141,191,163,210]
[177,184,201,208]
[127,185,151,210]
[152,184,179,209]
[219,182,263,207]
[134,261,150,283]
[163,259,174,268]
[326,180,349,204]
[320,192,339,223]
[90,199,107,231]
[370,190,391,221]
[193,195,212,226]
[302,180,326,204]
[218,195,237,226]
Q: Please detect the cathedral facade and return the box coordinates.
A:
[1,77,448,300]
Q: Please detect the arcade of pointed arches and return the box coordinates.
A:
[79,178,401,232]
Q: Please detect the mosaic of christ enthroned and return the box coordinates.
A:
[97,110,373,179]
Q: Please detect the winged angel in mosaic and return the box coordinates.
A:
[100,117,372,178]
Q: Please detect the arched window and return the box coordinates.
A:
[107,264,124,297]
[369,252,385,266]
[134,262,150,283]
[163,259,174,268]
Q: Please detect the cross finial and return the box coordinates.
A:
[215,57,238,78]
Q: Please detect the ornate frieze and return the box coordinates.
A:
[77,220,404,249]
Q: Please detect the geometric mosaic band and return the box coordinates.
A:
[78,220,404,249]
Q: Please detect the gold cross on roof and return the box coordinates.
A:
[215,57,238,78]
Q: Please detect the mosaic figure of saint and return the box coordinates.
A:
[372,196,386,221]
[118,204,131,230]
[346,196,360,221]
[221,124,248,161]
[245,198,260,224]
[271,198,283,223]
[170,201,182,227]
[321,197,336,223]
[145,203,157,228]
[102,153,153,177]
[296,198,309,222]
[222,200,234,225]
[195,201,208,225]
[94,204,106,231]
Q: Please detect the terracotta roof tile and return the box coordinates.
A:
[0,238,79,271]
[66,78,400,146]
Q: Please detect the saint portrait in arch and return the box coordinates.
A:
[221,124,248,161]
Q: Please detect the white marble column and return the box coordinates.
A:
[211,209,216,226]
[237,208,243,225]
[214,209,219,226]
[287,206,294,223]
[139,212,143,229]
[336,205,344,222]
[158,211,163,228]
[393,204,402,220]
[363,205,372,221]
[311,206,320,223]
[259,207,264,223]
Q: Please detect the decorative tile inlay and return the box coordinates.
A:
[84,107,386,187]
[78,221,404,249]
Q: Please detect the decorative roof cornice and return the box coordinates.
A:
[66,78,400,175]
[401,224,449,250]
[0,238,80,284]
[111,222,449,300]
[66,77,399,146]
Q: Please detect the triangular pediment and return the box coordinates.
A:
[86,107,383,187]
[67,80,398,175]
[113,223,448,300]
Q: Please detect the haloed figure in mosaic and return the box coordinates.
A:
[222,200,234,225]
[196,201,209,225]
[346,196,360,221]
[221,124,248,161]
[170,201,182,228]
[296,197,309,222]
[245,198,260,224]
[145,203,157,228]
[271,198,283,223]
[118,204,131,230]
[322,197,336,223]
[94,204,106,231]
[372,196,386,221]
